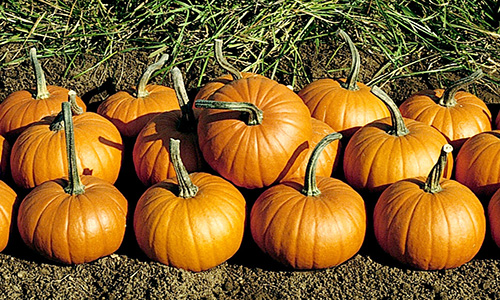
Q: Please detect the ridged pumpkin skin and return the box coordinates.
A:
[250,177,366,269]
[97,85,179,137]
[455,131,500,198]
[298,79,390,138]
[344,117,453,194]
[489,188,500,248]
[0,181,18,252]
[195,72,264,102]
[197,77,313,189]
[0,136,10,179]
[11,112,123,189]
[134,172,246,272]
[399,89,491,149]
[374,178,486,270]
[133,110,204,186]
[0,86,86,139]
[17,175,128,264]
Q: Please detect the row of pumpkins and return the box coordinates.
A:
[0,30,499,272]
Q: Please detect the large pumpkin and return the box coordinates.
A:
[17,102,128,264]
[343,86,452,195]
[374,144,485,270]
[399,70,491,150]
[298,30,390,139]
[97,54,180,137]
[134,138,246,272]
[0,180,18,252]
[489,188,500,249]
[251,133,366,269]
[196,76,313,189]
[0,48,86,140]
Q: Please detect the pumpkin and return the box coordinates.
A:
[489,188,500,249]
[399,70,491,150]
[11,91,123,189]
[134,138,246,272]
[0,135,10,179]
[343,86,453,195]
[374,144,485,270]
[97,54,180,138]
[0,180,18,252]
[297,30,390,139]
[133,67,203,186]
[17,101,128,264]
[0,48,86,140]
[455,130,500,198]
[195,76,313,189]
[250,132,366,269]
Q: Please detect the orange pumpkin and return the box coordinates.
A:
[374,144,485,270]
[11,91,123,189]
[0,180,18,252]
[97,54,180,137]
[298,30,390,139]
[489,188,500,249]
[0,48,86,140]
[251,133,366,269]
[0,135,10,179]
[17,102,128,264]
[196,76,312,189]
[343,86,452,195]
[133,67,204,186]
[134,138,246,272]
[399,70,491,150]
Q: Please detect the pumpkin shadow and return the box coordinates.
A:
[82,77,116,111]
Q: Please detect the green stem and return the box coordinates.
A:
[169,138,198,198]
[371,86,409,137]
[423,144,453,193]
[301,132,343,197]
[30,48,50,100]
[171,67,196,132]
[215,39,242,80]
[438,70,484,107]
[62,101,85,195]
[136,54,169,98]
[194,100,263,126]
[336,29,360,91]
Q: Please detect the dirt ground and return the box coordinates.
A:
[1,41,500,299]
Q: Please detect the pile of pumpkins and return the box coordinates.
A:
[0,29,499,272]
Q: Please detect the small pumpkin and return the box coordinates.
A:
[298,30,390,139]
[17,101,128,264]
[97,54,179,137]
[0,180,18,252]
[0,48,86,140]
[251,133,366,269]
[343,86,453,195]
[399,70,491,150]
[134,138,246,272]
[374,144,486,270]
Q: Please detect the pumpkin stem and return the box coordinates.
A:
[337,29,360,91]
[30,48,50,100]
[423,144,453,194]
[136,54,169,98]
[194,100,263,126]
[371,86,409,137]
[169,138,198,198]
[438,70,484,107]
[62,101,85,195]
[171,67,196,132]
[302,132,343,197]
[215,39,243,80]
[49,90,83,131]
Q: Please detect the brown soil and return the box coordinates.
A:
[1,42,500,299]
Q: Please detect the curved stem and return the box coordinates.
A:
[30,48,50,100]
[371,86,409,137]
[62,101,85,195]
[171,67,196,132]
[336,29,360,91]
[215,39,242,80]
[194,99,263,126]
[301,132,343,197]
[136,54,169,98]
[423,144,453,193]
[169,138,198,198]
[68,90,84,115]
[438,69,484,107]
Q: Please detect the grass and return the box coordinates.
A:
[0,0,499,94]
